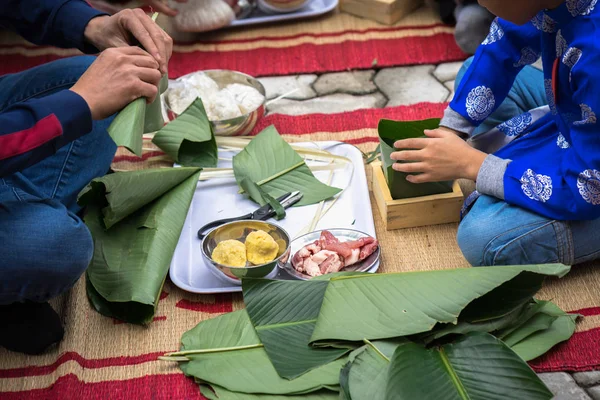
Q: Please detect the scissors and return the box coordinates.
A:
[197,191,303,239]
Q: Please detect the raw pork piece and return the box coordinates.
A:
[291,231,379,277]
[359,241,379,261]
[302,257,322,277]
[319,230,340,248]
[319,252,344,275]
[291,242,321,271]
[322,237,376,261]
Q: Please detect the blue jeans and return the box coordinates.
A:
[456,57,600,266]
[0,56,116,304]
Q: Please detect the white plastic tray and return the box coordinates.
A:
[228,0,338,27]
[169,141,377,294]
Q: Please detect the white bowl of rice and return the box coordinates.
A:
[164,70,266,137]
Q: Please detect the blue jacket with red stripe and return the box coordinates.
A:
[0,0,105,177]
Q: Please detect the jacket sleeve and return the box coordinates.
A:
[0,0,106,52]
[495,40,600,220]
[440,17,542,137]
[0,91,93,178]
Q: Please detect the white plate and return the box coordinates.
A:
[228,0,338,27]
[169,141,378,294]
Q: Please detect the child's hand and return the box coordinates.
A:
[391,128,487,183]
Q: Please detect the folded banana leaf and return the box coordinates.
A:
[152,98,217,167]
[78,167,202,324]
[233,126,341,207]
[378,119,453,200]
[418,301,536,345]
[310,264,570,343]
[242,279,354,380]
[508,301,579,361]
[108,74,168,156]
[385,333,552,400]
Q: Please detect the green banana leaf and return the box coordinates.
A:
[419,301,534,345]
[78,168,199,229]
[385,333,552,400]
[233,126,341,206]
[152,98,218,167]
[363,144,381,164]
[378,119,453,200]
[494,300,552,339]
[78,167,202,324]
[144,74,169,133]
[458,270,552,323]
[108,74,168,156]
[240,178,286,219]
[344,340,404,400]
[242,279,353,380]
[502,314,557,347]
[421,297,559,345]
[200,385,339,399]
[419,299,576,362]
[339,362,352,400]
[310,264,570,342]
[167,267,576,399]
[174,310,346,395]
[509,301,579,361]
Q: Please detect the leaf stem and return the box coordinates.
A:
[238,160,306,194]
[363,339,390,362]
[439,347,469,400]
[254,161,306,186]
[164,343,264,357]
[158,356,190,362]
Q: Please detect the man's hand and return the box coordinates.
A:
[390,127,487,183]
[70,47,162,120]
[83,9,173,74]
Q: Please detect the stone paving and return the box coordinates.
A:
[259,61,598,399]
[258,61,462,115]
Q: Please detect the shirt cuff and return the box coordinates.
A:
[475,154,511,200]
[439,107,474,138]
[54,0,108,53]
[40,90,93,144]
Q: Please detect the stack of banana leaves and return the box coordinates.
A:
[161,265,578,399]
[80,99,342,324]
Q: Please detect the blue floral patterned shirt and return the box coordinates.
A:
[440,0,600,220]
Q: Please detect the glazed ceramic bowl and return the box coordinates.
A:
[164,69,266,136]
[201,220,291,284]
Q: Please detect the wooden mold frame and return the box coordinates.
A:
[371,161,464,230]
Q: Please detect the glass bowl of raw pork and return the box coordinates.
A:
[284,229,380,280]
[164,70,266,136]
